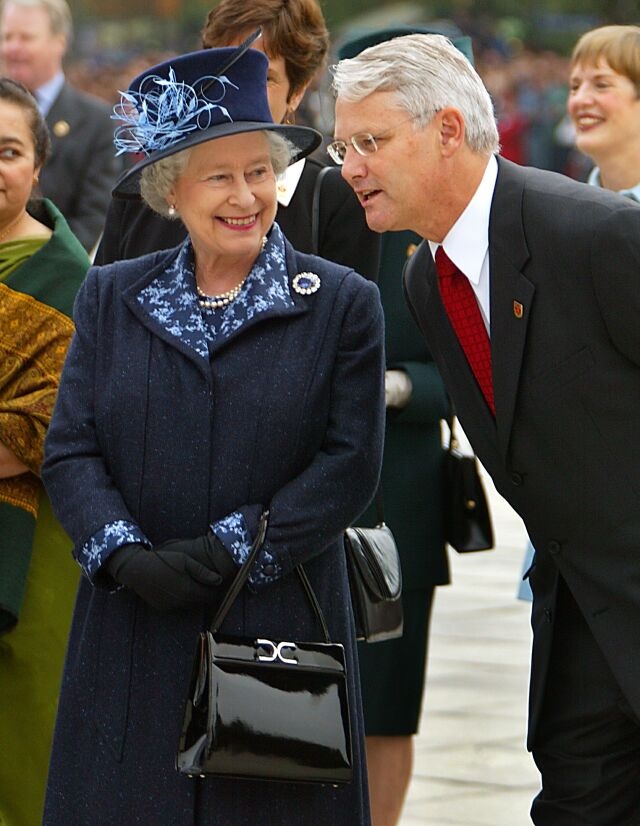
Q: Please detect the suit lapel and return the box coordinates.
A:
[489,158,534,459]
[44,84,70,161]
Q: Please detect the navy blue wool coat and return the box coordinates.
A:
[41,236,385,825]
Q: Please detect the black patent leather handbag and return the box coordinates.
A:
[176,512,353,785]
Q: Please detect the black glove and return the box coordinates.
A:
[105,541,225,612]
[153,533,238,584]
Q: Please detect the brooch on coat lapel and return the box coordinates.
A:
[292,272,321,295]
[513,300,524,319]
[53,120,70,137]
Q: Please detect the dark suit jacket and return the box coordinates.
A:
[95,157,380,282]
[404,156,640,744]
[42,82,122,252]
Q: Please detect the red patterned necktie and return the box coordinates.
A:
[435,246,495,415]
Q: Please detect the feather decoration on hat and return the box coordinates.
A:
[112,68,239,156]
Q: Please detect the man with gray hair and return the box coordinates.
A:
[333,33,640,825]
[0,0,121,252]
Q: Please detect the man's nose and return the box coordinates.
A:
[340,144,366,183]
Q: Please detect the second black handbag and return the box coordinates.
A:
[176,512,353,785]
[444,416,494,553]
[344,491,403,643]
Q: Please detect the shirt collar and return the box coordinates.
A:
[428,154,498,283]
[34,72,64,117]
[276,158,306,207]
[588,165,640,202]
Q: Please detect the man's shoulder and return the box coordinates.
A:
[52,81,112,118]
[498,157,628,210]
[91,247,178,292]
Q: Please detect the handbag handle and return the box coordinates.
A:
[210,510,269,633]
[311,166,332,255]
[210,510,332,643]
[446,413,460,453]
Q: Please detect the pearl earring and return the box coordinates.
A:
[168,204,177,217]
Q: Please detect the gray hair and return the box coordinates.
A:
[332,34,499,155]
[140,130,294,219]
[0,0,72,39]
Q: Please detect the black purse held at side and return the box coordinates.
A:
[344,491,403,643]
[444,416,494,553]
[176,511,353,785]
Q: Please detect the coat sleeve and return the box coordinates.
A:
[216,275,386,588]
[42,266,143,570]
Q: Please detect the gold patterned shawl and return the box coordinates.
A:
[0,274,75,517]
[0,200,89,633]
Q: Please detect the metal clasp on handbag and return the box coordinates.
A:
[255,639,298,664]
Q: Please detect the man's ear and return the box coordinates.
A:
[437,108,465,157]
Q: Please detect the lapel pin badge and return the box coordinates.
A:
[53,120,70,137]
[292,272,321,295]
[513,300,524,319]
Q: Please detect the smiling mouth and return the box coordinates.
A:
[218,214,258,226]
[575,115,603,130]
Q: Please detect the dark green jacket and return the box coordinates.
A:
[359,230,450,589]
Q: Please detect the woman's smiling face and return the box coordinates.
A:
[167,131,278,270]
[568,57,640,163]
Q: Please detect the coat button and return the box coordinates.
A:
[263,563,275,576]
[544,608,553,623]
[510,472,523,486]
[548,540,562,555]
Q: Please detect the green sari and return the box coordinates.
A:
[0,201,89,826]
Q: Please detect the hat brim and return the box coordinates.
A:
[113,121,322,197]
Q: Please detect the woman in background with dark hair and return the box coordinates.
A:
[96,0,379,282]
[0,76,89,826]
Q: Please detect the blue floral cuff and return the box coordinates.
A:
[211,506,279,586]
[79,520,150,584]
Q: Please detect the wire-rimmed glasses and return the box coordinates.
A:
[327,113,421,165]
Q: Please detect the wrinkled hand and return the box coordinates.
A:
[106,538,229,612]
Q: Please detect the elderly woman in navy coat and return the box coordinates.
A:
[41,43,384,825]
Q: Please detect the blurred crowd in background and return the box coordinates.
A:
[64,24,593,183]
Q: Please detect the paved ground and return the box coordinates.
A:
[400,455,541,825]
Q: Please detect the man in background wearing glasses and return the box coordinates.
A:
[333,32,640,826]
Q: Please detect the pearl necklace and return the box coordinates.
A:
[196,278,246,309]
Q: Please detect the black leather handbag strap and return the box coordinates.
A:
[210,510,331,643]
[373,488,386,525]
[311,165,332,255]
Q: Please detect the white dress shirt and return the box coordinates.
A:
[34,71,65,117]
[429,154,498,332]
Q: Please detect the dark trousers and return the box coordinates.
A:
[531,577,640,825]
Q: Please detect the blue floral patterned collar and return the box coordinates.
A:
[136,222,296,360]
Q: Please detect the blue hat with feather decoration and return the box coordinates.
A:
[112,32,322,196]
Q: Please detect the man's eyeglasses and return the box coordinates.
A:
[327,113,421,165]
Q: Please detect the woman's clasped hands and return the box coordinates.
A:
[106,533,237,611]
